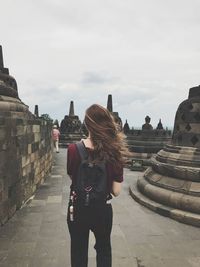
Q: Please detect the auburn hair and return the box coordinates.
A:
[84,104,130,165]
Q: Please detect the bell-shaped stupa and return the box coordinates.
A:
[131,85,200,227]
[0,45,19,99]
[59,101,85,146]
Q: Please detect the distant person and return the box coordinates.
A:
[52,125,60,153]
[67,104,130,267]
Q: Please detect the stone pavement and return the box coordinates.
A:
[0,148,200,267]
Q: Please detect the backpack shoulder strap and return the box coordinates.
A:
[76,141,88,161]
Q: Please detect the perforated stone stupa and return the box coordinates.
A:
[0,46,19,99]
[59,101,84,146]
[131,85,200,227]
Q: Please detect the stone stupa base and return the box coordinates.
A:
[129,178,200,227]
[129,144,200,227]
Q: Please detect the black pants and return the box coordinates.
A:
[67,203,113,267]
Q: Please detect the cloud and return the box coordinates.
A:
[81,71,118,85]
[0,0,200,129]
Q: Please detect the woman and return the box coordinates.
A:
[67,104,130,267]
[52,125,60,153]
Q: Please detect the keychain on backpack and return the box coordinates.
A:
[84,186,92,206]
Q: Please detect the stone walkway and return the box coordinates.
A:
[0,148,200,266]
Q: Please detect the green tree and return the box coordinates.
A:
[40,114,53,123]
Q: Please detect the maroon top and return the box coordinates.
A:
[67,143,123,193]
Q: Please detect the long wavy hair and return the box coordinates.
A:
[84,104,130,166]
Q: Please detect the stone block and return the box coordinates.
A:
[183,211,200,227]
[189,182,200,194]
[0,199,9,225]
[32,125,40,133]
[0,117,5,125]
[0,179,3,191]
[170,209,185,222]
[0,126,6,140]
[159,176,185,190]
[0,151,6,169]
[2,188,8,201]
[22,163,31,177]
[180,195,200,214]
[26,125,32,134]
[30,153,35,163]
[16,125,25,136]
[22,155,31,168]
[144,184,171,206]
[22,156,27,168]
[28,144,32,154]
[8,204,16,218]
[137,177,148,194]
[15,118,24,125]
[31,142,39,153]
[34,133,40,142]
[168,192,184,209]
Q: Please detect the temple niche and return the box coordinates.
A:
[131,85,200,227]
[59,101,85,146]
[124,116,171,163]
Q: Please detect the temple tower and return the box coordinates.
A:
[107,94,113,112]
[106,94,122,130]
[131,85,200,227]
[0,45,4,69]
[34,105,39,117]
[69,101,75,116]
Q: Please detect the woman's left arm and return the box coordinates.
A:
[111,181,121,197]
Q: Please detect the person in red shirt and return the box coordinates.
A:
[67,104,130,267]
[52,125,60,153]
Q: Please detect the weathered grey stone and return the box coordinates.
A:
[0,46,53,225]
[125,117,171,163]
[60,101,85,146]
[135,86,200,226]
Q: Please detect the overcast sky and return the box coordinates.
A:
[1,0,200,128]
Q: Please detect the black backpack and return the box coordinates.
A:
[73,141,108,207]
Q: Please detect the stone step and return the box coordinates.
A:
[129,178,200,227]
[156,151,200,167]
[151,157,200,181]
[144,167,200,196]
[137,176,200,214]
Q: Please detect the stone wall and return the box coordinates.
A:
[0,96,52,225]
